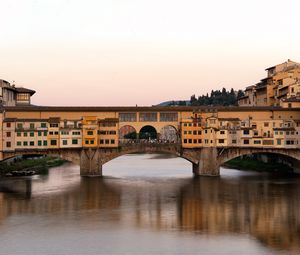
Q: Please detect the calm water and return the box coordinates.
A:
[0,154,300,255]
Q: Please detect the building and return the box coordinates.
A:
[0,79,35,106]
[238,60,300,107]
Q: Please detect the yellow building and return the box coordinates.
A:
[82,116,98,148]
[98,118,119,148]
[239,60,300,107]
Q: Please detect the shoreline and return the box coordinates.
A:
[0,156,66,177]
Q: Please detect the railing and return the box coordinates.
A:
[119,139,179,145]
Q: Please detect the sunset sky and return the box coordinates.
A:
[1,0,300,106]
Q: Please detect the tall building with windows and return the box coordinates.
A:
[238,60,300,107]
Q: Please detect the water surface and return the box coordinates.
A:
[0,154,299,255]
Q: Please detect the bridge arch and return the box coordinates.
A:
[2,149,81,166]
[160,125,178,142]
[119,125,137,139]
[218,147,300,173]
[139,125,157,140]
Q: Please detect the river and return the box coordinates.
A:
[0,154,299,255]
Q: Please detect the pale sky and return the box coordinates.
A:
[0,0,300,106]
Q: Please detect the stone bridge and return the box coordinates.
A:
[2,144,300,176]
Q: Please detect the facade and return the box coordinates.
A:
[238,60,300,107]
[0,106,300,160]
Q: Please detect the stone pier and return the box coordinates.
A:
[192,147,220,176]
[80,148,103,176]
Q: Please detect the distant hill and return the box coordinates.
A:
[156,88,244,107]
[156,100,191,106]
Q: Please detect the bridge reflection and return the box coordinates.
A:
[0,171,299,253]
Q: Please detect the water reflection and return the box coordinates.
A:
[0,155,299,254]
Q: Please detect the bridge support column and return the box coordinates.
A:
[80,149,103,176]
[292,159,300,174]
[193,147,220,176]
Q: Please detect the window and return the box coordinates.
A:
[6,142,11,148]
[6,122,11,128]
[111,139,115,144]
[243,130,250,135]
[193,139,197,143]
[23,141,28,146]
[50,140,57,146]
[44,131,48,136]
[17,141,21,146]
[30,141,34,146]
[38,140,42,146]
[49,131,54,135]
[30,123,34,129]
[218,139,225,144]
[54,131,59,135]
[243,139,250,145]
[105,139,109,144]
[277,139,281,145]
[139,112,157,122]
[183,131,187,135]
[253,140,261,144]
[17,93,30,101]
[232,140,237,144]
[43,141,47,146]
[264,122,269,127]
[85,140,89,145]
[87,131,94,135]
[188,139,192,143]
[61,131,69,135]
[24,132,28,137]
[100,139,104,144]
[198,139,202,143]
[220,130,225,135]
[41,123,47,128]
[193,131,197,135]
[119,113,137,122]
[17,123,23,129]
[50,123,59,128]
[160,112,178,122]
[263,140,274,145]
[62,140,68,145]
[30,132,34,137]
[198,131,202,135]
[72,131,81,135]
[72,139,78,145]
[38,131,42,136]
[17,132,21,137]
[90,140,95,144]
[205,130,208,134]
[6,132,11,137]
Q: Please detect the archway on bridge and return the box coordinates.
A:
[139,125,157,140]
[160,125,178,143]
[119,125,137,139]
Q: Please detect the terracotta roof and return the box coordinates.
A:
[48,117,60,123]
[15,87,36,95]
[2,105,299,113]
[218,118,240,121]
